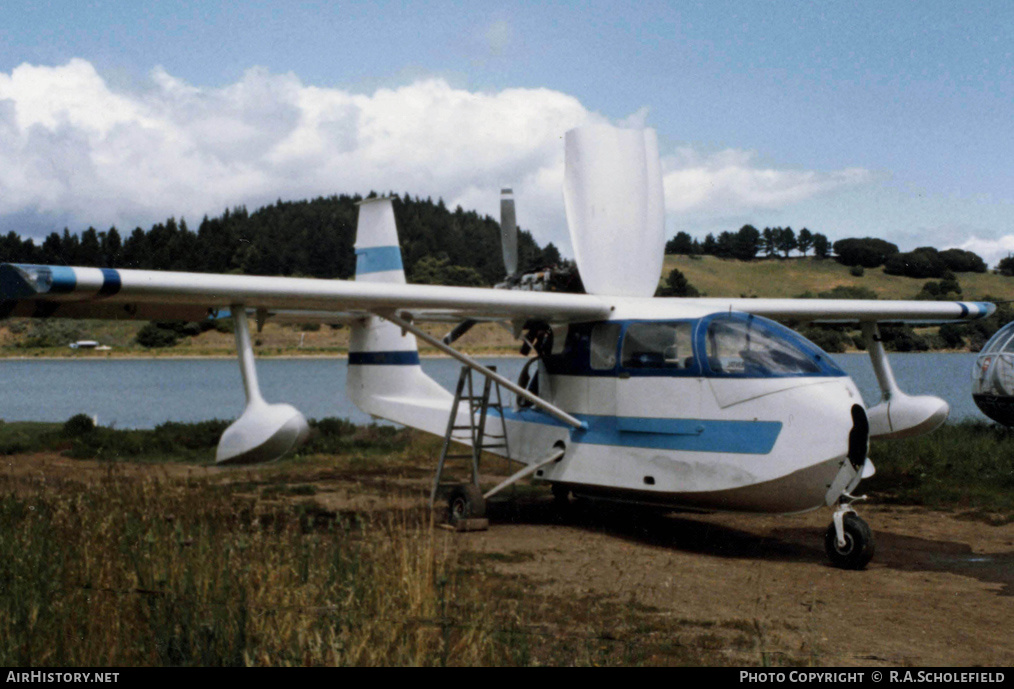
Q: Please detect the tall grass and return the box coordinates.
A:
[0,474,500,666]
[869,420,1014,516]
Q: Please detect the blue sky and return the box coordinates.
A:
[2,1,1013,264]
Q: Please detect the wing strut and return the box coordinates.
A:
[379,311,586,430]
[483,448,565,500]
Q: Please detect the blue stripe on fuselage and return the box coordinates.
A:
[500,408,782,455]
[355,246,404,275]
[348,350,420,365]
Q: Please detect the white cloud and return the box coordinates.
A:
[0,59,871,255]
[955,235,1014,269]
[662,148,871,215]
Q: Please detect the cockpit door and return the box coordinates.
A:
[616,321,702,423]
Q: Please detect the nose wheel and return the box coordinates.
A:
[825,507,875,570]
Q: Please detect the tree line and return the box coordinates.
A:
[0,193,563,287]
[665,225,832,262]
[665,227,994,278]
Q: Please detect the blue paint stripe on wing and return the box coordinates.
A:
[355,246,404,275]
[348,350,420,366]
[500,408,782,455]
[48,266,76,294]
[98,268,121,297]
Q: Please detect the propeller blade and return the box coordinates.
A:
[500,188,518,278]
[442,319,477,345]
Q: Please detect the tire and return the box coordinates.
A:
[448,484,486,524]
[824,513,875,570]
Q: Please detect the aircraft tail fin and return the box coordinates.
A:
[346,198,456,435]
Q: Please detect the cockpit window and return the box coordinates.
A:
[590,323,622,370]
[703,314,841,377]
[621,322,695,370]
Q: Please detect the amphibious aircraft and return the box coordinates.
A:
[0,125,995,569]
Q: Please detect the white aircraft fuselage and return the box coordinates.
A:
[354,301,871,516]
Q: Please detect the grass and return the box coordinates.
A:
[868,420,1014,518]
[665,254,1014,301]
[0,482,497,666]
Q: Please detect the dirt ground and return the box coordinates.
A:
[457,500,1014,666]
[5,453,1012,667]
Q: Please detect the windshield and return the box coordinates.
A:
[702,313,844,378]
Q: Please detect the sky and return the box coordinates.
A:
[1,1,1012,266]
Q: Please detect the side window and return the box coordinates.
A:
[590,323,622,370]
[550,324,569,355]
[621,322,695,370]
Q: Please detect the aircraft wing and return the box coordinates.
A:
[0,263,612,325]
[677,297,996,324]
[0,262,995,327]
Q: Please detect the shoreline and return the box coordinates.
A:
[0,347,980,360]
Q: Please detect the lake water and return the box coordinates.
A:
[0,353,987,429]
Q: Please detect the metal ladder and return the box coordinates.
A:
[429,365,511,507]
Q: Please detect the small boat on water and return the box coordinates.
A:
[68,340,111,351]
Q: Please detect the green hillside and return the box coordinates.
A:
[664,254,1014,301]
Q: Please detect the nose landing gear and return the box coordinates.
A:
[825,502,875,570]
